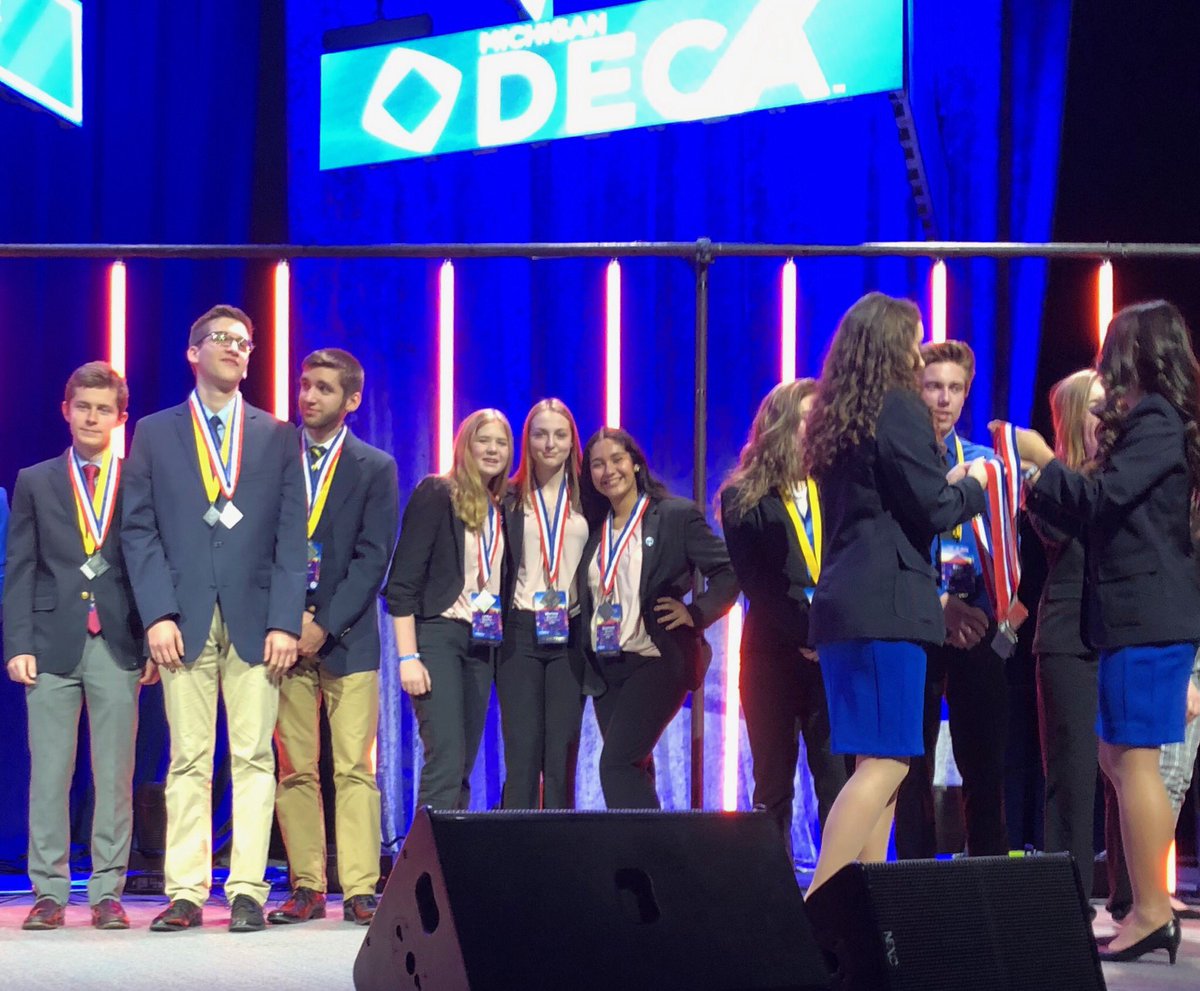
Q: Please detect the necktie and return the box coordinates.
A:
[82,463,102,635]
[308,444,325,487]
[209,413,224,448]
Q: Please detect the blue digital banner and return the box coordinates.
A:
[0,0,82,125]
[320,0,903,170]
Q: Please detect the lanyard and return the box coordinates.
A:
[950,433,965,540]
[69,449,120,556]
[189,391,244,503]
[782,479,822,584]
[598,494,649,599]
[476,502,501,590]
[533,476,569,587]
[303,426,347,537]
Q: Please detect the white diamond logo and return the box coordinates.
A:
[361,47,463,155]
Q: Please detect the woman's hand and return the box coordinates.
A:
[400,657,432,696]
[1186,679,1200,723]
[654,597,695,631]
[946,462,969,484]
[966,457,990,489]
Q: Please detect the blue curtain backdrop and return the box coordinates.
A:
[284,0,1071,864]
[0,0,1070,871]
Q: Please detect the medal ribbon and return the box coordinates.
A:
[188,391,244,503]
[476,503,502,591]
[534,477,569,588]
[970,422,1023,625]
[781,479,822,584]
[70,449,120,556]
[598,493,649,599]
[951,433,966,540]
[303,426,347,538]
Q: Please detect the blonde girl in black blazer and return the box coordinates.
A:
[385,409,513,811]
[577,427,738,809]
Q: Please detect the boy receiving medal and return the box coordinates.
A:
[4,362,152,931]
[269,349,399,927]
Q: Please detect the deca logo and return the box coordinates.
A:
[359,0,829,157]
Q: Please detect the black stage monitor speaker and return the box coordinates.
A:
[804,854,1106,991]
[355,808,830,991]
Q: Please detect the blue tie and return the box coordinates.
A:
[208,413,224,448]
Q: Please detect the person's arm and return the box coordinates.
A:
[313,454,401,642]
[682,504,740,630]
[3,473,38,682]
[876,391,987,534]
[384,477,446,619]
[0,486,9,610]
[121,421,182,629]
[267,425,307,638]
[718,490,768,600]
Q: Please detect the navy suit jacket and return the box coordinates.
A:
[1026,393,1200,650]
[121,398,306,665]
[305,429,399,675]
[810,388,986,647]
[3,452,144,672]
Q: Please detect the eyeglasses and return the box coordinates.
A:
[204,330,255,354]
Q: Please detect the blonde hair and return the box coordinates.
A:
[1048,369,1098,472]
[447,409,513,530]
[718,378,818,520]
[509,398,583,513]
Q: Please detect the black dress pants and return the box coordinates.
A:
[739,641,850,860]
[496,610,584,809]
[895,635,1010,857]
[1036,650,1099,901]
[592,651,688,809]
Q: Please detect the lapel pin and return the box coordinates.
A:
[645,536,655,547]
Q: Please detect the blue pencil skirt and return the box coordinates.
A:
[818,639,927,757]
[1097,642,1196,747]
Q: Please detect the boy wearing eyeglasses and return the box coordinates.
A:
[122,305,306,933]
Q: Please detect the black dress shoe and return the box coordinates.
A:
[22,897,65,931]
[267,887,326,924]
[150,899,203,932]
[1097,916,1181,964]
[343,894,378,925]
[92,898,130,930]
[229,894,266,933]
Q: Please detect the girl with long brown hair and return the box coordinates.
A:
[385,409,513,811]
[497,398,590,808]
[801,292,988,896]
[718,378,849,861]
[1012,300,1200,963]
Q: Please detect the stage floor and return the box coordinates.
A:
[0,894,1196,990]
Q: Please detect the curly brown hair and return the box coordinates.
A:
[1095,300,1200,496]
[717,378,818,521]
[802,292,925,479]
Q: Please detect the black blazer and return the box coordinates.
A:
[3,451,145,673]
[1026,393,1200,650]
[1029,512,1088,657]
[306,431,400,675]
[719,485,813,653]
[576,496,739,694]
[386,475,472,620]
[810,388,986,646]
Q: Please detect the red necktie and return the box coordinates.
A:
[82,464,102,635]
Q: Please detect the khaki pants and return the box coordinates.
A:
[275,662,381,897]
[160,606,279,905]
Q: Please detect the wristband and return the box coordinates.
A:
[398,652,422,663]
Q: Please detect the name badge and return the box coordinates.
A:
[219,501,244,529]
[594,601,623,656]
[471,591,503,644]
[940,539,976,598]
[533,589,569,644]
[306,540,323,591]
[80,553,111,581]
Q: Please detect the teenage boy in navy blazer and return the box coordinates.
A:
[269,348,399,927]
[4,362,153,931]
[894,341,1010,858]
[122,305,306,933]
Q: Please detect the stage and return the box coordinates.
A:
[0,893,1196,990]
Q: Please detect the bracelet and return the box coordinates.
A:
[398,652,422,663]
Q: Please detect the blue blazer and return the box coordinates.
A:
[1026,393,1200,651]
[305,429,400,675]
[3,453,144,673]
[121,398,307,665]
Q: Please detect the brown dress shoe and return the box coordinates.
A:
[343,894,378,925]
[23,897,65,931]
[266,887,326,925]
[149,899,203,932]
[92,898,130,930]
